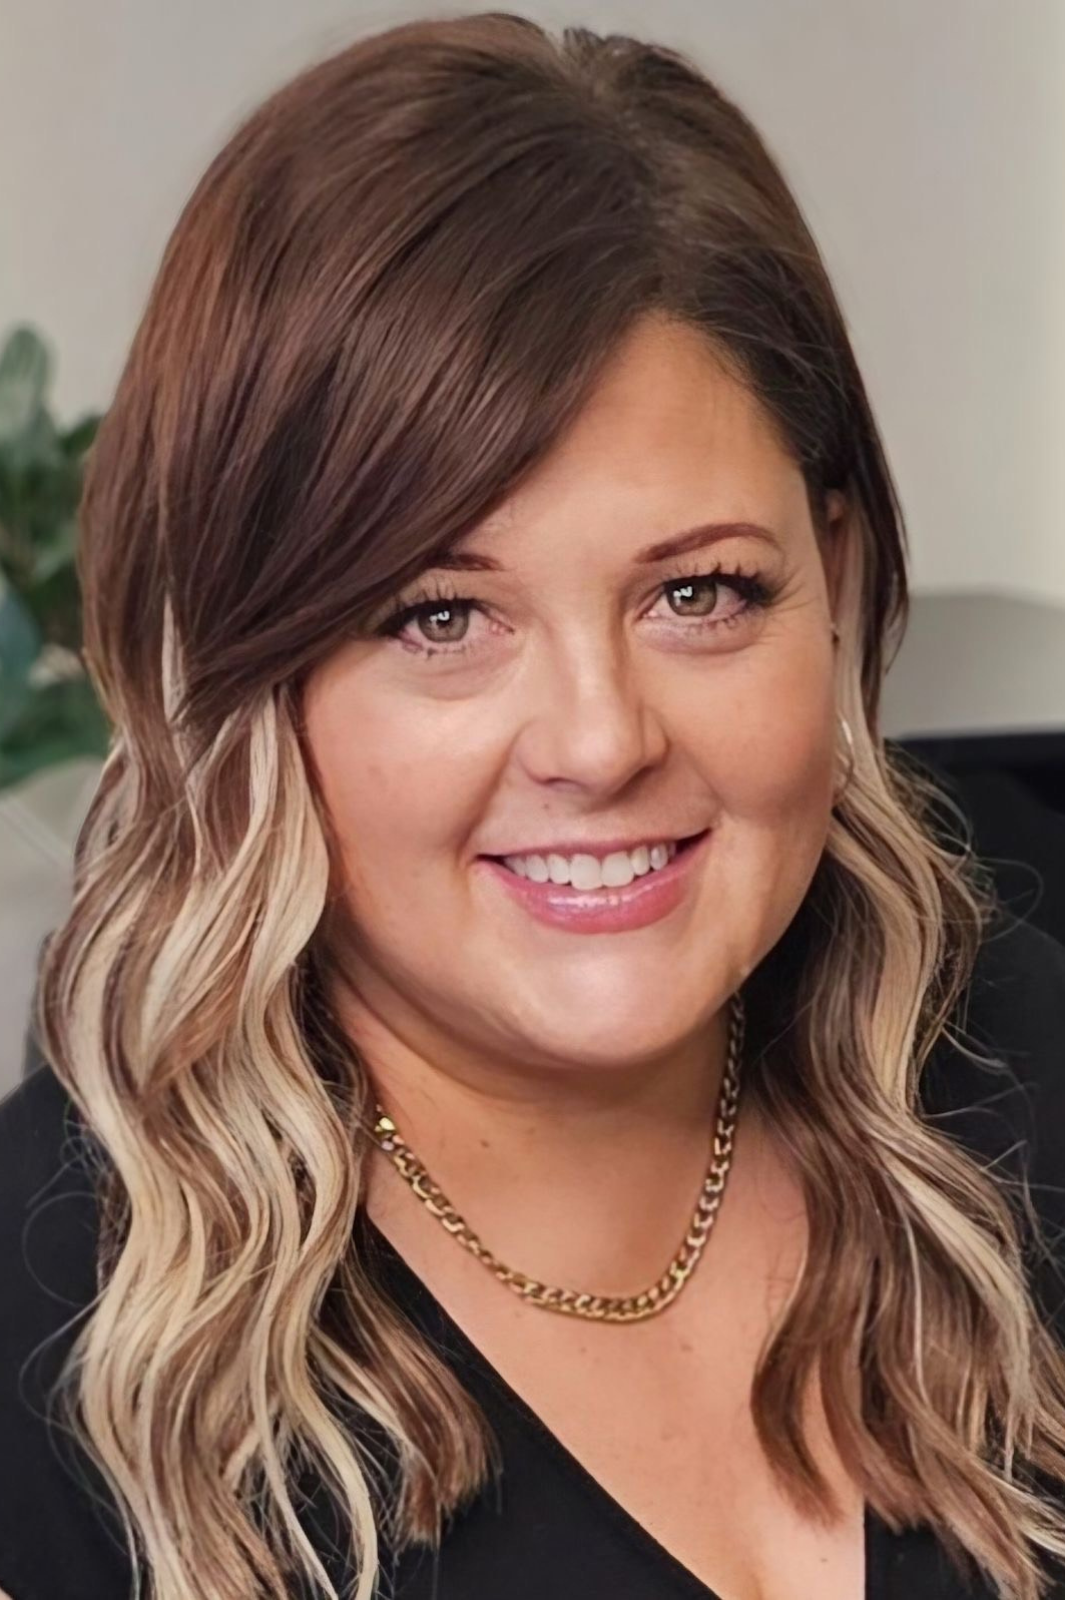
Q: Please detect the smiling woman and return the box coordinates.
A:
[302,319,844,986]
[3,11,1065,1600]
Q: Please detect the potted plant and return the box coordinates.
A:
[0,324,110,799]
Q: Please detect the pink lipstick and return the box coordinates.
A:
[474,829,712,934]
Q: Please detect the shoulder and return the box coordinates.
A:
[0,1066,133,1598]
[920,906,1065,1335]
[0,1061,102,1347]
[961,903,1065,1055]
[0,1061,101,1321]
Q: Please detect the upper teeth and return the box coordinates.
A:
[501,840,679,889]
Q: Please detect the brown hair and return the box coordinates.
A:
[35,13,1065,1600]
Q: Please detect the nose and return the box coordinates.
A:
[510,642,669,796]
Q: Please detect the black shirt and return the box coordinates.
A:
[3,907,1065,1600]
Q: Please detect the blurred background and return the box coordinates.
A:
[2,0,1064,1095]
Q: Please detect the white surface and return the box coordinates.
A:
[883,593,1065,738]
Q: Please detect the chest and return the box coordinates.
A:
[371,1145,866,1600]
[470,1293,866,1600]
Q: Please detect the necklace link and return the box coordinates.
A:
[370,990,745,1324]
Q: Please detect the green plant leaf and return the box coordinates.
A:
[0,578,40,670]
[60,413,100,456]
[28,514,79,586]
[0,326,52,443]
[0,582,41,737]
[0,324,108,792]
[5,405,62,475]
[19,564,82,656]
[0,672,111,791]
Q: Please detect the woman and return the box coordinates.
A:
[2,13,1065,1600]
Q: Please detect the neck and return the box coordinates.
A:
[329,967,750,1295]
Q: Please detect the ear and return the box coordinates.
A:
[820,489,850,622]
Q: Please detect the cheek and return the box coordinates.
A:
[704,668,836,923]
[301,677,405,889]
[302,679,485,894]
[748,700,835,819]
[712,642,837,816]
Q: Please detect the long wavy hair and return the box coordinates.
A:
[33,12,1065,1600]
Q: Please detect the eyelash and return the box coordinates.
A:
[373,560,784,660]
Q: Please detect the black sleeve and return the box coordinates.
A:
[0,1067,136,1600]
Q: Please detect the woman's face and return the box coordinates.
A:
[302,315,848,1085]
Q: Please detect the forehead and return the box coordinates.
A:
[464,317,806,569]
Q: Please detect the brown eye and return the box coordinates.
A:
[408,600,472,645]
[378,595,477,649]
[664,576,721,618]
[646,565,780,639]
[375,562,781,664]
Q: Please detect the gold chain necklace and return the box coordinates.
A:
[370,990,746,1324]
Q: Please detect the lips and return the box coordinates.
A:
[474,826,714,934]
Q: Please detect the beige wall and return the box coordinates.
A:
[3,0,1063,598]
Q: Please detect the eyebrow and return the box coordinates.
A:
[429,521,782,573]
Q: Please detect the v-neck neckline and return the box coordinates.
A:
[357,1210,883,1600]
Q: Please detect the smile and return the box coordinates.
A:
[474,828,713,934]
